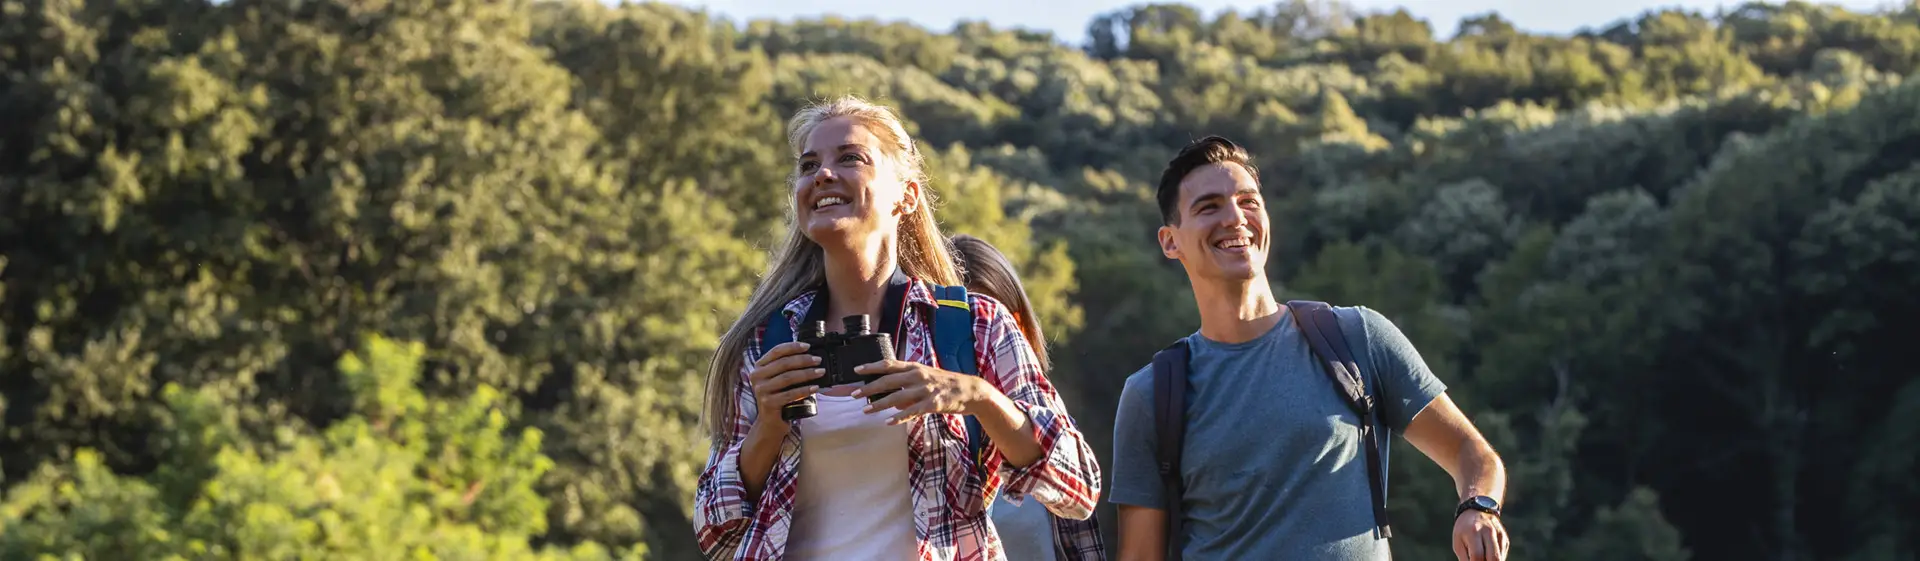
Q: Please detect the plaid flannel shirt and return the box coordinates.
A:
[695,278,1105,561]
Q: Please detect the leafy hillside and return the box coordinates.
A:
[2,1,1917,559]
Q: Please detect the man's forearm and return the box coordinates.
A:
[1454,440,1507,503]
[1401,394,1509,505]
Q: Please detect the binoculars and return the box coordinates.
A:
[781,314,898,421]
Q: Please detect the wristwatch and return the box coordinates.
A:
[1455,495,1501,519]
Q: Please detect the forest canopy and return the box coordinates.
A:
[2,0,1918,560]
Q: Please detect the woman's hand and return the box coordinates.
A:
[851,360,993,425]
[747,341,824,434]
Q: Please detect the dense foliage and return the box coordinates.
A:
[2,0,1916,559]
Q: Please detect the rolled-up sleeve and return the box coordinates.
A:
[974,296,1102,521]
[693,347,760,558]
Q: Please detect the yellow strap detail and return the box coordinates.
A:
[937,299,969,309]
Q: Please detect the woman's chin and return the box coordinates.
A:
[803,219,865,247]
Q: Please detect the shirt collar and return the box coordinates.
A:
[780,267,939,321]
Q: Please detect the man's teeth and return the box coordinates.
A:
[814,196,847,210]
[1216,239,1250,249]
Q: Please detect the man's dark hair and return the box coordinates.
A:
[1156,135,1259,225]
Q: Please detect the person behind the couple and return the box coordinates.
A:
[953,234,1107,561]
[693,96,1102,561]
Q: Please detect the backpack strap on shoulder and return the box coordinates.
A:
[1151,338,1191,561]
[1286,300,1393,540]
[929,285,987,468]
[760,307,795,355]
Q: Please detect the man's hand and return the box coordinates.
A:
[1452,511,1509,561]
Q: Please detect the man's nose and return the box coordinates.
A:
[1223,205,1249,227]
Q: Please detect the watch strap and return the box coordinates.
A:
[1456,496,1501,518]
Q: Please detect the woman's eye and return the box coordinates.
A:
[798,161,818,173]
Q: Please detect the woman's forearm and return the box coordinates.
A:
[967,383,1044,467]
[739,422,789,502]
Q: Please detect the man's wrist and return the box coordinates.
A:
[1456,495,1502,519]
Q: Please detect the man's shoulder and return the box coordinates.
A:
[1117,333,1201,403]
[1295,301,1393,340]
[1291,300,1377,321]
[1119,358,1157,399]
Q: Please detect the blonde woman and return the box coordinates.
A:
[695,96,1101,561]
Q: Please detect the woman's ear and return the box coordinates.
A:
[898,180,921,216]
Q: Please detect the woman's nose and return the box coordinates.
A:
[813,167,836,185]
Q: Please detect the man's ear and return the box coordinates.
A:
[1158,225,1180,260]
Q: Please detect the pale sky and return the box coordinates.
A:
[671,0,1902,44]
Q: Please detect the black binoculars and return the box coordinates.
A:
[781,314,898,421]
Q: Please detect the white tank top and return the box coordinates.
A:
[784,392,918,560]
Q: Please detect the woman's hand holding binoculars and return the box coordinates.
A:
[748,341,825,434]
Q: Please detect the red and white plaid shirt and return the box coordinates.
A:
[695,277,1104,561]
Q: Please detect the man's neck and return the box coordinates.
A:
[821,237,896,325]
[1192,275,1283,345]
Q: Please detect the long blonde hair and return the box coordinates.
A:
[703,96,962,442]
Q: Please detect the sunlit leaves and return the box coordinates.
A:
[5,1,1920,560]
[0,334,626,559]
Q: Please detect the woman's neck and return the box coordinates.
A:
[821,236,898,326]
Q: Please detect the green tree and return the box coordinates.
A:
[7,2,1920,559]
[0,334,631,560]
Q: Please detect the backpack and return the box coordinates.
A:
[1150,300,1393,561]
[758,283,989,471]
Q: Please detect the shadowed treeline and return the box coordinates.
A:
[1,0,1917,559]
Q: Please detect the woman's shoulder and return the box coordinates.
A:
[962,290,1024,344]
[910,278,1012,328]
[964,290,1007,317]
[770,289,823,323]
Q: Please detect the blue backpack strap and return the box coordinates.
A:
[760,307,795,356]
[928,284,986,467]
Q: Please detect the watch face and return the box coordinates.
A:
[1473,497,1497,509]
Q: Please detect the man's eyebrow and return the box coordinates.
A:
[1189,191,1228,208]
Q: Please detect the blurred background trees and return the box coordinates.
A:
[2,0,1917,559]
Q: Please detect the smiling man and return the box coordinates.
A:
[1108,136,1511,561]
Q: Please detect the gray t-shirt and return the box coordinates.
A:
[990,494,1060,561]
[1109,305,1447,560]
